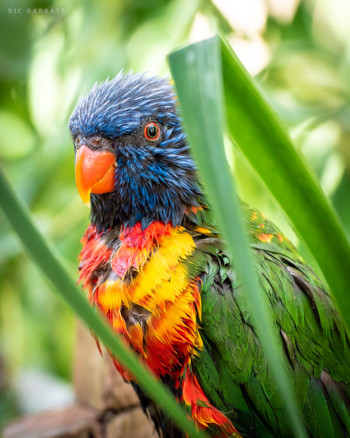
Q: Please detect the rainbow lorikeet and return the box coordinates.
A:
[69,73,350,438]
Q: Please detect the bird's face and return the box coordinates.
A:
[69,72,202,231]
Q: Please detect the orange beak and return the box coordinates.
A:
[75,145,116,206]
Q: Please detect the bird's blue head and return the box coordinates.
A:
[69,72,204,231]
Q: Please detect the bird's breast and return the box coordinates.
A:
[78,221,203,379]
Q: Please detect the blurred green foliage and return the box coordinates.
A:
[0,0,349,427]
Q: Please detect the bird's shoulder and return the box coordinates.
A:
[185,204,350,437]
[187,204,349,374]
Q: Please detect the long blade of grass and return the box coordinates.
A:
[220,36,350,331]
[169,36,307,438]
[0,166,208,438]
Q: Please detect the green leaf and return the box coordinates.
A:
[169,36,307,438]
[0,166,208,438]
[220,36,350,332]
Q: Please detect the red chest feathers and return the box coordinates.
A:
[78,221,202,379]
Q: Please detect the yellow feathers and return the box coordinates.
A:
[98,276,124,311]
[97,227,196,312]
[92,224,203,373]
[131,228,195,302]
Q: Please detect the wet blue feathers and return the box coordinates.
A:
[69,72,176,138]
[69,71,204,230]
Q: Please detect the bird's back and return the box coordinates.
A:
[188,205,350,437]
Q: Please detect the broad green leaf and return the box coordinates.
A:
[220,36,350,331]
[0,167,208,438]
[169,36,307,438]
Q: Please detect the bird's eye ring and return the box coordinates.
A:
[144,122,160,142]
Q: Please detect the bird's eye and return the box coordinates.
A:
[89,137,102,148]
[144,122,160,142]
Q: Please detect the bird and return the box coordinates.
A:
[69,72,350,438]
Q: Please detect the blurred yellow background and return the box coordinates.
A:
[0,0,349,427]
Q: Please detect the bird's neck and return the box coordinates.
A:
[90,186,205,233]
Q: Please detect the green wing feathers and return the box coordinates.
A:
[189,206,350,437]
